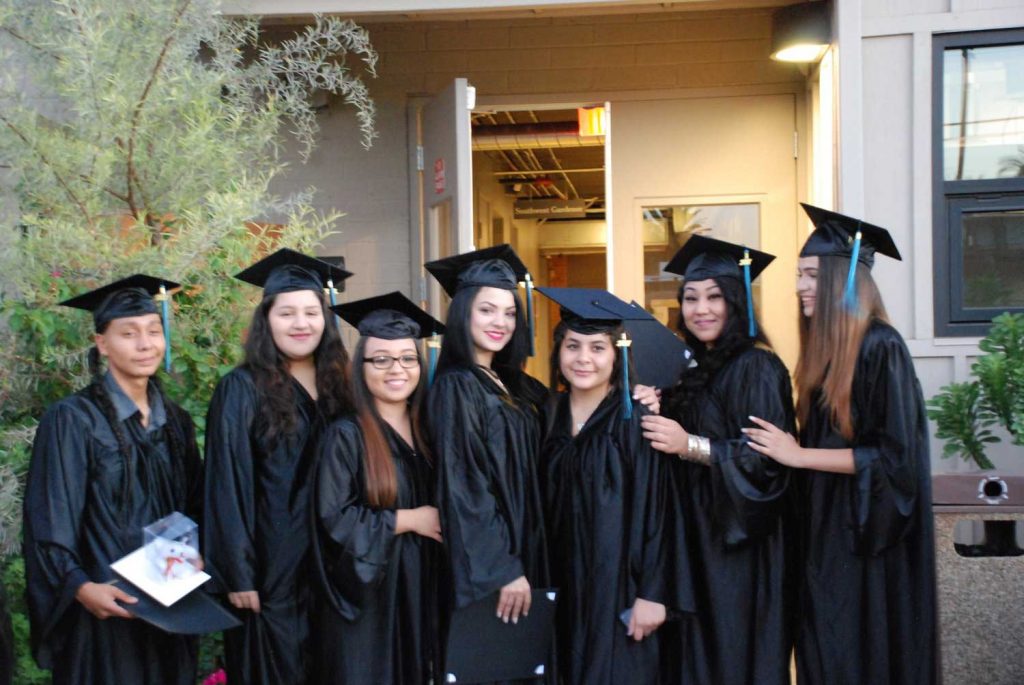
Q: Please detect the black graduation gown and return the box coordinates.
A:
[310,417,441,685]
[203,367,322,685]
[428,366,552,684]
[22,385,202,685]
[0,577,10,685]
[542,391,687,685]
[663,347,795,685]
[428,366,551,609]
[794,321,937,685]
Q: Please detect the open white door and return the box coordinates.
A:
[409,78,475,315]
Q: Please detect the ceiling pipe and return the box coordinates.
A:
[472,122,604,151]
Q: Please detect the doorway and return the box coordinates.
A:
[470,104,610,380]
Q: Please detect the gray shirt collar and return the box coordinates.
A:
[103,372,167,432]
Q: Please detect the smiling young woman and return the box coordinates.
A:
[309,293,444,685]
[538,287,686,685]
[203,249,353,685]
[640,236,795,685]
[743,205,937,685]
[423,246,552,666]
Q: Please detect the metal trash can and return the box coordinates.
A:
[933,473,1024,684]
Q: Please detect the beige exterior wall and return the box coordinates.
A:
[366,8,801,99]
[848,0,1024,472]
[276,4,804,353]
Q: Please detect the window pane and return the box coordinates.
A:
[943,43,1024,181]
[962,208,1024,309]
[641,203,759,327]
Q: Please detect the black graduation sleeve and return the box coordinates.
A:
[429,372,524,608]
[22,401,93,665]
[630,410,682,610]
[849,326,924,556]
[168,403,204,529]
[708,350,793,546]
[0,577,12,685]
[313,419,397,622]
[202,371,259,593]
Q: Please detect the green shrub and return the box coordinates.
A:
[0,1,377,682]
[927,313,1024,469]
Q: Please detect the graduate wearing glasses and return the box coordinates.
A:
[310,292,445,685]
[23,275,203,685]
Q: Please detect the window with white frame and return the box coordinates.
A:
[933,29,1024,336]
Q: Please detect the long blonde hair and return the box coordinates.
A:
[795,256,888,439]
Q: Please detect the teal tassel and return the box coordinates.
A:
[327,279,340,328]
[740,248,756,338]
[844,231,862,312]
[525,273,535,357]
[427,335,440,386]
[159,284,171,373]
[617,333,633,420]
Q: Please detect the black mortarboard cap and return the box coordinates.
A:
[625,300,694,389]
[539,288,675,417]
[445,589,558,683]
[664,235,774,338]
[663,235,774,282]
[537,287,651,334]
[112,579,241,635]
[60,274,180,332]
[798,203,902,267]
[424,244,530,298]
[234,247,354,297]
[331,291,444,340]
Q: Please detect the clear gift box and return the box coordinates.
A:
[143,511,201,583]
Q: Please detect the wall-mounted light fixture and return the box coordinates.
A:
[770,0,832,63]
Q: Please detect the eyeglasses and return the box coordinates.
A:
[363,354,420,370]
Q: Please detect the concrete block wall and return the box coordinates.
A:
[366,8,802,99]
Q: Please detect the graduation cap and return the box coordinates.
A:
[111,579,241,635]
[424,244,537,356]
[799,203,902,309]
[625,300,694,389]
[60,274,181,373]
[234,247,354,307]
[444,589,558,683]
[424,244,529,297]
[332,291,444,340]
[664,235,775,339]
[538,287,661,419]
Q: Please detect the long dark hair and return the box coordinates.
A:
[795,256,888,439]
[349,336,432,508]
[242,289,352,443]
[667,275,771,417]
[436,285,530,394]
[547,321,636,397]
[85,330,188,515]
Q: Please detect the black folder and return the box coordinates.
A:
[444,588,558,683]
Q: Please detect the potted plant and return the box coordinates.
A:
[927,312,1024,504]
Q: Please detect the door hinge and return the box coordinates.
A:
[793,131,799,159]
[416,145,424,171]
